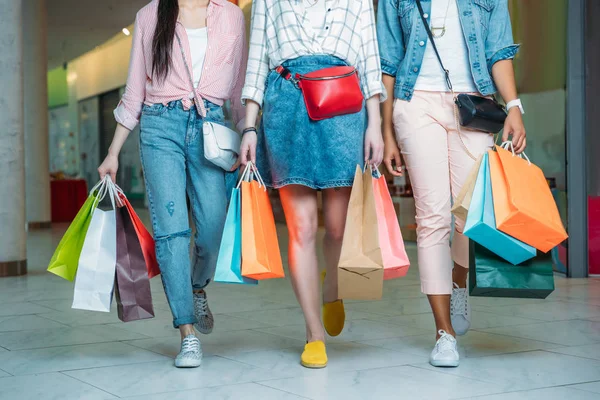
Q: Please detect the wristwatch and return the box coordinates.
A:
[506,99,525,114]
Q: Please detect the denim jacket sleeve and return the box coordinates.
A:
[484,0,520,73]
[377,0,405,77]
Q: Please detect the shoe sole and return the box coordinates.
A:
[194,324,213,335]
[301,360,327,369]
[175,359,202,368]
[430,359,459,368]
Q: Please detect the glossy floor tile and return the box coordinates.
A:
[461,386,600,400]
[417,350,600,391]
[568,381,600,394]
[1,223,600,399]
[0,372,115,399]
[119,382,307,400]
[260,365,506,400]
[0,342,168,375]
[63,357,295,398]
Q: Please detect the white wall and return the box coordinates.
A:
[69,31,133,102]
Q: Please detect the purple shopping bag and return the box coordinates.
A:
[115,205,155,322]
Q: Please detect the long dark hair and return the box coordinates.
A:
[152,0,179,82]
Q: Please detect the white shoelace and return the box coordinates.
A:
[436,330,457,353]
[194,294,209,315]
[451,284,468,316]
[181,336,200,355]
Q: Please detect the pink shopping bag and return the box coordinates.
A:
[372,167,410,279]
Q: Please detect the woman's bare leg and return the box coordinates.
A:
[321,187,352,303]
[279,185,324,342]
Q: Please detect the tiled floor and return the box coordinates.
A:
[1,223,600,399]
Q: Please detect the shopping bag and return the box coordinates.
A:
[469,241,555,299]
[119,193,160,279]
[215,183,258,285]
[114,202,155,322]
[464,152,536,265]
[451,154,483,222]
[338,166,384,300]
[371,167,410,280]
[241,163,285,280]
[47,194,98,281]
[489,143,568,252]
[72,177,118,312]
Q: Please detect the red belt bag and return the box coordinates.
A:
[275,65,364,121]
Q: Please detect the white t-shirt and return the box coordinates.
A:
[186,27,208,87]
[414,0,477,93]
[303,0,327,33]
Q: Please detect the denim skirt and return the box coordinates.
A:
[256,54,367,189]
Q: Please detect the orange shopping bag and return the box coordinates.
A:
[371,167,410,279]
[241,163,285,280]
[489,144,568,252]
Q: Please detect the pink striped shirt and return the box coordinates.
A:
[114,0,247,131]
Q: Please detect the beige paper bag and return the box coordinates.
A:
[337,166,384,300]
[451,155,483,222]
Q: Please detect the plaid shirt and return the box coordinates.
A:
[241,0,386,106]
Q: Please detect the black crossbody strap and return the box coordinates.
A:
[415,0,453,92]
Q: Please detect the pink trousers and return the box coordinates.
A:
[393,91,494,295]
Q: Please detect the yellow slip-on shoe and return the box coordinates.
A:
[321,271,345,337]
[301,340,328,368]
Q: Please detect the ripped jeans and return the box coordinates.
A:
[140,100,228,328]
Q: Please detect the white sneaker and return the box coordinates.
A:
[175,335,202,368]
[429,330,460,367]
[193,291,214,334]
[451,283,471,336]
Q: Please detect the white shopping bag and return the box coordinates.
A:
[72,177,118,312]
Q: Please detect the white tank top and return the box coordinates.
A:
[414,0,477,93]
[185,27,208,87]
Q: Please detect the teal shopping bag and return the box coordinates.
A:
[464,152,536,265]
[469,241,555,299]
[214,188,257,285]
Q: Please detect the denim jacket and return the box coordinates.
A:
[377,0,520,101]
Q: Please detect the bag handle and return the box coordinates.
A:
[236,162,253,189]
[234,162,267,190]
[500,141,531,165]
[250,163,267,190]
[104,176,118,211]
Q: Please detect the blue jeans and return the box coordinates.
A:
[140,100,229,328]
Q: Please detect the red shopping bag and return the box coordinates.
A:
[372,168,410,279]
[118,193,161,279]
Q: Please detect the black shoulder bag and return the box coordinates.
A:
[415,0,507,138]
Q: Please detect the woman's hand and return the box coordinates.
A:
[383,134,403,177]
[98,153,119,182]
[239,131,257,166]
[502,108,526,154]
[364,124,384,166]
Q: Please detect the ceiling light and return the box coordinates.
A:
[122,28,131,36]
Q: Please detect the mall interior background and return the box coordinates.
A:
[1,0,597,277]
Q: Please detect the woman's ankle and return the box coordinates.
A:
[306,328,326,343]
[179,324,195,339]
[452,263,468,288]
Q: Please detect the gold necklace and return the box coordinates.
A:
[431,0,452,38]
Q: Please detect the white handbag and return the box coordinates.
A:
[175,33,241,171]
[203,121,241,171]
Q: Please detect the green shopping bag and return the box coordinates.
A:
[469,241,555,299]
[47,190,101,281]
